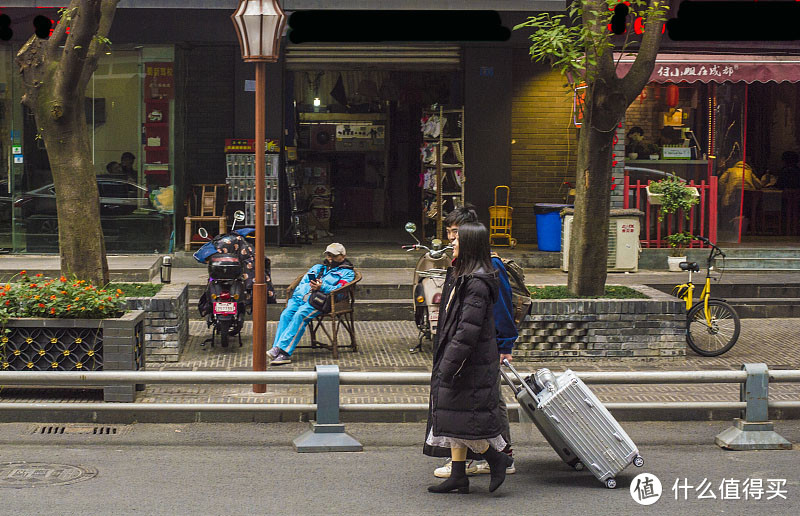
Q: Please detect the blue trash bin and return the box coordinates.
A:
[534,203,572,252]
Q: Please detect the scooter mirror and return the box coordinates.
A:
[198,227,209,240]
[233,210,246,222]
[405,222,417,234]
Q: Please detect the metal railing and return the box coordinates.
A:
[1,364,798,451]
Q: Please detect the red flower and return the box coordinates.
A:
[4,300,9,306]
[35,273,43,277]
[38,303,45,308]
[20,270,26,275]
[50,308,56,314]
[60,276,67,282]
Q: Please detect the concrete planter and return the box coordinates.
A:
[2,310,146,401]
[123,283,189,363]
[515,285,686,361]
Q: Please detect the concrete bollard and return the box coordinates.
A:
[715,363,791,450]
[293,365,363,453]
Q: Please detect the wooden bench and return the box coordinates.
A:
[286,270,361,359]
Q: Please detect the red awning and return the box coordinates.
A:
[614,53,800,83]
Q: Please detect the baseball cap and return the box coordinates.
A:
[324,243,346,256]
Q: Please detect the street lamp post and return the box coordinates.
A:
[232,0,287,393]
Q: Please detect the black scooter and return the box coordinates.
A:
[198,211,248,348]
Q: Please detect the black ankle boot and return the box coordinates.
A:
[481,447,514,492]
[428,461,470,494]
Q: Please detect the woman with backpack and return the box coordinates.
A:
[425,222,513,494]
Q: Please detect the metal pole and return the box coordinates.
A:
[0,371,317,384]
[252,60,267,393]
[0,403,316,412]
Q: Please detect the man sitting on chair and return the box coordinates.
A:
[268,243,355,365]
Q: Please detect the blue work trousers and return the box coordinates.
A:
[273,297,320,356]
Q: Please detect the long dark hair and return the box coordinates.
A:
[453,222,492,277]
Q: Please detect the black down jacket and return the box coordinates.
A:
[426,267,501,441]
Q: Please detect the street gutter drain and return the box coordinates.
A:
[30,424,129,436]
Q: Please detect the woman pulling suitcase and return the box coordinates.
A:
[425,222,513,494]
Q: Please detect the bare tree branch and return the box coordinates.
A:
[81,0,120,85]
[621,1,668,103]
[46,4,74,62]
[54,0,102,105]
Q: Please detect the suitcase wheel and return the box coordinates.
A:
[573,462,585,471]
[633,455,644,468]
[606,478,617,489]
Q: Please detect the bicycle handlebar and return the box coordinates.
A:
[693,235,726,260]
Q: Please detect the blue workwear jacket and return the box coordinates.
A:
[292,259,356,303]
[491,256,518,354]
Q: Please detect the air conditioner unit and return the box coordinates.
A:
[562,215,641,272]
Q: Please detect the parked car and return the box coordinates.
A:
[14,175,154,218]
[0,179,11,224]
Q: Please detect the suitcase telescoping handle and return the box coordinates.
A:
[501,359,540,402]
[499,367,520,395]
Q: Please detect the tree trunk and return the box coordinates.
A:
[15,0,119,286]
[567,86,616,296]
[37,96,109,285]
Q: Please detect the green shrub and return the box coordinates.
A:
[108,283,163,297]
[527,285,648,299]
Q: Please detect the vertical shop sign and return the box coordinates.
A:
[145,62,174,100]
[573,83,587,127]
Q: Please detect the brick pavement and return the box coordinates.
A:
[136,318,800,405]
[2,318,799,406]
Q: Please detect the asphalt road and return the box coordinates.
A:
[0,421,798,515]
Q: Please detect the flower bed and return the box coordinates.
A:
[0,271,145,401]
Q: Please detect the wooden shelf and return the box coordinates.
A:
[627,159,709,165]
[419,105,465,241]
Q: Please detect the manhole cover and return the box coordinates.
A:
[0,462,97,488]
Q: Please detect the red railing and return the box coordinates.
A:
[623,175,718,248]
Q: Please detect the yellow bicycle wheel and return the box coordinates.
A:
[686,299,741,356]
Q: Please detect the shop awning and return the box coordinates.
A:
[614,53,800,84]
[285,44,462,71]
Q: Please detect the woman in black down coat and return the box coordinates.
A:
[426,222,513,494]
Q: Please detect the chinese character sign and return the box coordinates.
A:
[145,62,174,100]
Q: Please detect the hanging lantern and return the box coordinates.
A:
[231,0,287,62]
[666,84,680,108]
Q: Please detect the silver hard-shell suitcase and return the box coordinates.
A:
[501,361,643,489]
[500,365,585,472]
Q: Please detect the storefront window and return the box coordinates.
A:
[0,47,14,252]
[713,83,747,242]
[7,46,175,254]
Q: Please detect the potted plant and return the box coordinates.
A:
[665,231,694,272]
[644,143,661,160]
[646,174,700,212]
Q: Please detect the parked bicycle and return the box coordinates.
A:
[672,236,741,356]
